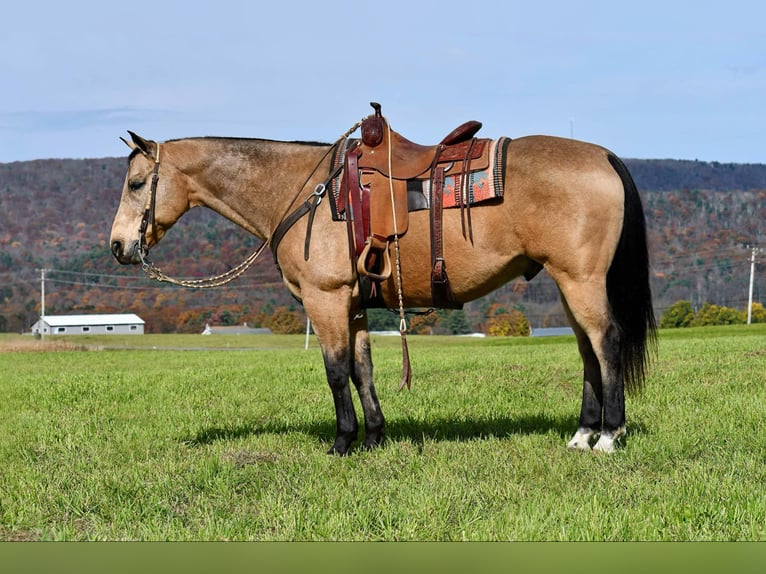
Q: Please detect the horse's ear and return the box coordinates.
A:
[127,130,157,158]
[120,135,136,150]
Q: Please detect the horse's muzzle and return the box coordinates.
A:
[110,239,142,265]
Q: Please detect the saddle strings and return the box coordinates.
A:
[385,120,413,390]
[385,122,407,334]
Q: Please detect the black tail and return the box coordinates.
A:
[606,153,657,395]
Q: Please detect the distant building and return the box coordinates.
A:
[31,314,145,335]
[530,327,574,337]
[201,323,272,335]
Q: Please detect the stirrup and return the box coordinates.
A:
[357,241,392,282]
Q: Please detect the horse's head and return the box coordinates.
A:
[110,132,190,265]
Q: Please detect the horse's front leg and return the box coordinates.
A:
[349,312,385,449]
[320,343,359,455]
[303,288,359,455]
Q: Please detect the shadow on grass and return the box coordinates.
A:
[182,411,650,450]
[388,413,577,443]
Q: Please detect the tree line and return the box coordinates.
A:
[660,301,766,328]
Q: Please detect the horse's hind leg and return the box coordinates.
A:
[556,280,625,453]
[349,312,386,449]
[564,312,603,450]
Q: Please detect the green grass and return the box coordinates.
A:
[1,325,765,540]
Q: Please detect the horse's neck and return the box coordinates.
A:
[181,139,331,240]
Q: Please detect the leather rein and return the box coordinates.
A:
[136,126,358,288]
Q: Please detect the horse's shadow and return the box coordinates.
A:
[183,412,647,450]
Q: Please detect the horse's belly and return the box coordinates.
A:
[379,206,527,307]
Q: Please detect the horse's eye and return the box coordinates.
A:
[128,180,144,191]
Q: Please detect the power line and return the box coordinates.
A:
[46,278,170,291]
[43,269,148,280]
[43,277,286,291]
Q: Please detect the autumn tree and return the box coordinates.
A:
[690,303,745,326]
[484,304,530,337]
[659,300,695,328]
[267,307,305,334]
[444,309,473,334]
[747,302,766,323]
[408,311,440,335]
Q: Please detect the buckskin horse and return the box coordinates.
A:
[109,104,656,455]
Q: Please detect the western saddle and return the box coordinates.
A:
[338,102,491,309]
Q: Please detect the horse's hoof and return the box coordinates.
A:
[362,436,385,451]
[327,433,357,456]
[326,443,350,456]
[567,439,591,451]
[593,440,614,454]
[592,437,616,453]
[567,429,595,451]
[592,427,625,453]
[361,429,385,451]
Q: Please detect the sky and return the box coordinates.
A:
[1,0,764,164]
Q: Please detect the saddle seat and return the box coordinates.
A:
[357,102,483,180]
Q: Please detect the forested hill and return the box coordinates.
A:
[623,159,766,192]
[1,155,765,333]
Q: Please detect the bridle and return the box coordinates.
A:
[134,120,362,288]
[135,142,269,288]
[137,144,161,263]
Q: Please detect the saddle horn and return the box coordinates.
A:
[362,103,386,147]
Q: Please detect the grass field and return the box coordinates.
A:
[1,325,765,541]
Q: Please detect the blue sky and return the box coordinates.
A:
[1,0,764,163]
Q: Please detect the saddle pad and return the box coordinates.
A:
[328,136,511,219]
[329,138,356,221]
[408,137,511,210]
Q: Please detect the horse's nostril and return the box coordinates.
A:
[111,240,123,257]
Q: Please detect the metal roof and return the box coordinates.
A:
[201,324,272,335]
[40,314,145,327]
[530,327,574,337]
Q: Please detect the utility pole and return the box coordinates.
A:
[746,245,761,325]
[38,268,47,341]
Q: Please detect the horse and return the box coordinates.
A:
[109,116,656,455]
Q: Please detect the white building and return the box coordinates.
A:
[31,314,145,335]
[201,323,271,335]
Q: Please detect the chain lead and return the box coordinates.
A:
[138,241,269,288]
